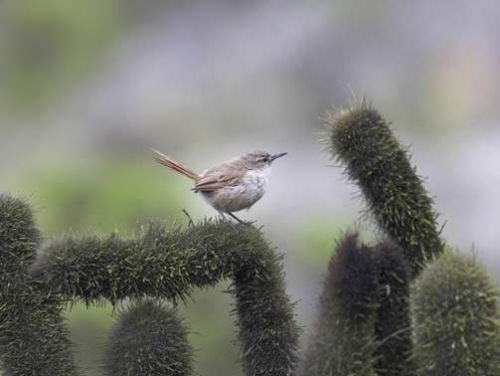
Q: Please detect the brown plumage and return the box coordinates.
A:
[152,149,199,181]
[152,148,287,223]
[193,165,243,192]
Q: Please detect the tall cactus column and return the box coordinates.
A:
[412,253,500,375]
[325,102,444,277]
[300,233,380,376]
[372,240,412,376]
[301,101,446,376]
[0,195,78,376]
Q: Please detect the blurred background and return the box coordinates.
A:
[1,1,499,375]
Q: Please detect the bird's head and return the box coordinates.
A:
[242,150,288,170]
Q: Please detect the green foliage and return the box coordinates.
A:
[104,299,193,376]
[65,303,114,375]
[0,195,77,376]
[412,252,500,376]
[297,217,347,268]
[32,219,299,376]
[16,160,186,234]
[325,101,444,277]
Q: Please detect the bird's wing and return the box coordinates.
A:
[192,168,242,192]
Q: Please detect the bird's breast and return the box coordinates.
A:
[243,169,269,191]
[201,170,269,213]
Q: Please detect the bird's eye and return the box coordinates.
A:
[262,156,270,163]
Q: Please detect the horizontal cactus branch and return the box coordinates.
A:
[104,299,193,376]
[300,232,379,376]
[412,252,500,375]
[0,195,78,376]
[325,102,444,277]
[32,219,299,376]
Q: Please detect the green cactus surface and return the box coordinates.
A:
[373,241,413,376]
[104,299,193,376]
[412,252,500,376]
[300,232,379,376]
[1,101,498,376]
[300,233,413,376]
[325,102,444,277]
[32,219,299,376]
[0,194,78,376]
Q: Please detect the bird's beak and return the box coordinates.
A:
[270,152,288,162]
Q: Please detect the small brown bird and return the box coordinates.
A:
[152,149,287,223]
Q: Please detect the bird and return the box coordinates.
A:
[152,149,287,223]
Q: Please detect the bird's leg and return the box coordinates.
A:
[227,212,245,223]
[227,212,254,225]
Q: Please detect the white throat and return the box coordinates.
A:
[245,165,271,189]
[259,165,272,180]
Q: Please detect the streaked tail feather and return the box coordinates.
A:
[151,148,199,181]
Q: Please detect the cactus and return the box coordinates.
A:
[300,234,412,376]
[412,252,500,375]
[301,101,498,375]
[2,202,298,375]
[372,240,412,376]
[0,195,78,376]
[104,299,193,376]
[300,232,380,376]
[324,101,444,278]
[1,101,499,375]
[33,219,300,375]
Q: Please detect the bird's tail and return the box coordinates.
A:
[151,148,199,181]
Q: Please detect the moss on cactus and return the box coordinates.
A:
[412,252,500,376]
[300,233,413,376]
[104,299,193,376]
[300,232,379,376]
[1,196,298,375]
[0,195,78,376]
[325,102,444,277]
[1,99,498,375]
[373,241,413,376]
[0,194,40,294]
[33,219,299,376]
